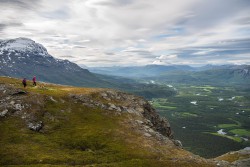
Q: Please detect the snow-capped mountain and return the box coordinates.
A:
[0,37,49,57]
[0,38,110,87]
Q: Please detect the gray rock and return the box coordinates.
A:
[15,104,22,110]
[0,109,8,117]
[231,158,250,167]
[108,103,116,109]
[126,108,136,114]
[144,133,152,137]
[172,140,183,148]
[136,120,144,124]
[10,101,15,105]
[148,128,155,133]
[136,107,144,113]
[50,96,57,102]
[115,106,122,112]
[21,112,28,119]
[215,160,230,166]
[28,121,44,132]
[101,93,107,97]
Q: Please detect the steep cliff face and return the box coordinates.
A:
[1,76,242,167]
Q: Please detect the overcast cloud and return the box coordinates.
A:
[1,0,250,66]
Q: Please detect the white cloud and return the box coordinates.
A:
[157,54,178,60]
[0,0,250,66]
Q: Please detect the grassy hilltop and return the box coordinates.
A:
[0,77,249,166]
[0,77,213,167]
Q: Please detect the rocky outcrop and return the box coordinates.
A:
[28,121,44,131]
[1,83,174,141]
[0,84,45,132]
[0,84,27,117]
[215,147,250,167]
[70,90,178,146]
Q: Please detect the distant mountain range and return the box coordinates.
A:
[155,65,250,84]
[88,65,195,78]
[89,64,250,86]
[89,64,250,78]
[1,37,249,88]
[0,38,110,87]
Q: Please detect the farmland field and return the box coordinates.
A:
[152,84,250,158]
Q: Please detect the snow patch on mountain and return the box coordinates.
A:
[0,37,49,57]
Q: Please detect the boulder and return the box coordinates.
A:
[28,121,44,132]
[172,140,183,148]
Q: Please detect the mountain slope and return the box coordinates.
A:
[0,38,110,87]
[0,76,218,167]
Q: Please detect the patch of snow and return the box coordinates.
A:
[190,101,197,105]
[182,127,186,129]
[218,97,224,101]
[217,129,227,135]
[236,113,239,115]
[242,111,245,113]
[244,147,250,151]
[167,84,173,88]
[228,96,235,101]
[150,80,155,84]
[241,137,249,141]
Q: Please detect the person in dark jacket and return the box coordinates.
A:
[22,78,27,88]
[32,76,36,86]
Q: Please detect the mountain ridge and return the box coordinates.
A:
[0,37,111,88]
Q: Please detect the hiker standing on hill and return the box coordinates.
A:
[22,78,27,88]
[32,76,36,86]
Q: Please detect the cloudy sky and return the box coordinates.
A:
[1,0,250,67]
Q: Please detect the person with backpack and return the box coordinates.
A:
[32,76,36,86]
[22,78,27,88]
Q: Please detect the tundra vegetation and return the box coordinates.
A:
[0,77,218,167]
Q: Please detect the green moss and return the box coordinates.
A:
[218,124,239,128]
[153,104,177,110]
[229,129,250,137]
[173,112,198,118]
